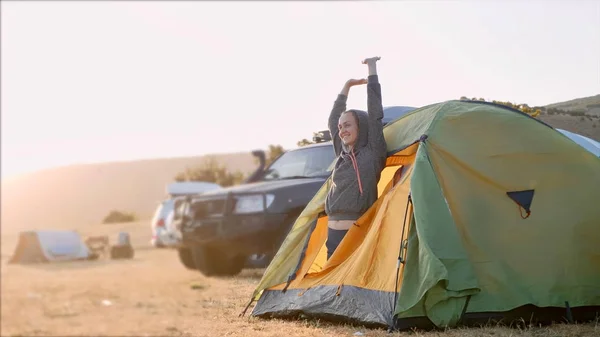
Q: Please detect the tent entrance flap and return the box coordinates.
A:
[278,144,420,284]
[297,152,418,281]
[393,144,481,329]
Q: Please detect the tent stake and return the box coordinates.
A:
[565,301,574,323]
[239,298,255,317]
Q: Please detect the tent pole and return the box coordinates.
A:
[389,192,412,331]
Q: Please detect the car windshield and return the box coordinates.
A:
[262,145,335,181]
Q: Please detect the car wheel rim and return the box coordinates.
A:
[249,254,267,261]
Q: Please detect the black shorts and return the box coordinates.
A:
[326,228,349,260]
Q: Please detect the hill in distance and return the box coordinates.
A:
[538,94,600,141]
[2,95,599,235]
[1,152,258,235]
[545,94,600,114]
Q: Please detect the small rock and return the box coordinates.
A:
[101,299,112,306]
[353,332,364,336]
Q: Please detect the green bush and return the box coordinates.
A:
[570,110,586,117]
[102,210,137,224]
[174,145,285,187]
[174,157,246,187]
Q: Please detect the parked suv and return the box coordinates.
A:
[176,132,335,276]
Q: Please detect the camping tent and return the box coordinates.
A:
[382,106,417,124]
[244,100,600,330]
[9,230,91,264]
[557,129,600,157]
[384,105,600,158]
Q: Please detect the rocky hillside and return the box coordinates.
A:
[539,94,600,141]
[545,94,600,116]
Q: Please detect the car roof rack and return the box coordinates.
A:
[313,130,331,143]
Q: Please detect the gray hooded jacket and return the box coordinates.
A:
[325,75,387,221]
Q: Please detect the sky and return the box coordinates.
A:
[2,1,599,179]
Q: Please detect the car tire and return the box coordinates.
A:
[245,218,296,269]
[153,239,166,248]
[177,248,196,270]
[190,245,245,277]
[246,253,274,269]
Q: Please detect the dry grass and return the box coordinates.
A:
[2,223,598,337]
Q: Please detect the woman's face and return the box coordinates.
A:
[338,112,358,148]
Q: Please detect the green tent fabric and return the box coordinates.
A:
[394,144,480,327]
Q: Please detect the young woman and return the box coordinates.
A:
[325,56,387,259]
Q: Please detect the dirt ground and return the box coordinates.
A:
[1,223,598,337]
